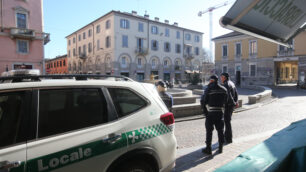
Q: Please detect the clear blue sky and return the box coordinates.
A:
[43,0,234,59]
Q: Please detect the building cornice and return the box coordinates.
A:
[66,10,203,38]
[13,6,29,13]
[66,10,115,38]
[114,11,203,34]
[213,34,253,43]
[46,54,68,62]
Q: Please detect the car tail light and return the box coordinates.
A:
[160,112,175,126]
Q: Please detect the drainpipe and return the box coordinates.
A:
[147,19,150,79]
[0,0,3,31]
[91,23,95,73]
[92,24,95,55]
[42,40,45,74]
[147,20,149,54]
[183,29,185,76]
[75,33,78,73]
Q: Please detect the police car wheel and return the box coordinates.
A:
[119,160,155,172]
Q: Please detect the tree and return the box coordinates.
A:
[190,72,201,85]
[201,48,215,83]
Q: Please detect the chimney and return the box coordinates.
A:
[165,20,169,24]
[173,22,178,26]
[144,14,149,19]
[155,17,159,22]
[132,11,137,16]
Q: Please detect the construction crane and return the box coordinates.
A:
[198,1,232,62]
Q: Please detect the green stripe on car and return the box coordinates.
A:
[10,123,171,172]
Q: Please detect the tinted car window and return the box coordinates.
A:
[0,91,28,148]
[108,88,147,117]
[38,88,107,138]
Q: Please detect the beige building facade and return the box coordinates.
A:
[66,11,203,82]
[213,31,306,86]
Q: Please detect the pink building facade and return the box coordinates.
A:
[0,0,49,73]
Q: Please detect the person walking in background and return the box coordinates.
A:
[220,73,239,144]
[200,75,228,154]
[157,81,173,112]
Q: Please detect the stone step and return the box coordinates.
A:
[192,89,204,95]
[168,89,193,97]
[173,96,198,105]
[172,103,203,118]
[171,92,190,97]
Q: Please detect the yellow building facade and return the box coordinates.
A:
[213,31,306,86]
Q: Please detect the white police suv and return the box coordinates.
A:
[0,70,177,172]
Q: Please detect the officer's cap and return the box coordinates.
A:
[157,81,166,88]
[221,72,230,79]
[209,74,218,81]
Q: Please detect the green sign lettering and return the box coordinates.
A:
[253,0,305,29]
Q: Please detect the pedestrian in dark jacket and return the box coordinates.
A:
[157,81,173,111]
[200,74,228,154]
[220,73,238,144]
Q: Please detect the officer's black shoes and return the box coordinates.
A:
[202,147,212,155]
[217,145,223,154]
[225,139,233,144]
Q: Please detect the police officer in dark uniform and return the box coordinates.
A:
[157,81,173,111]
[220,73,238,144]
[200,75,228,154]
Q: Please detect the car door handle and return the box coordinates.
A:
[0,160,21,170]
[102,133,122,144]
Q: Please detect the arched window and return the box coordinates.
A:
[79,62,82,70]
[106,36,111,48]
[152,59,156,68]
[106,57,111,68]
[137,58,142,67]
[164,60,168,67]
[122,56,126,65]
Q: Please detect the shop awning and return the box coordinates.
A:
[185,70,201,74]
[185,70,192,74]
[220,0,306,47]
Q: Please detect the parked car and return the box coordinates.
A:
[0,70,177,172]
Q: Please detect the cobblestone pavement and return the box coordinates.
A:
[173,129,279,172]
[173,86,306,171]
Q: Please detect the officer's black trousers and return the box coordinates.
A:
[224,106,234,142]
[205,111,224,146]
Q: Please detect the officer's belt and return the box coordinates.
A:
[206,105,224,112]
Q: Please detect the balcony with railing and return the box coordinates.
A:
[79,53,87,59]
[183,44,194,60]
[184,53,194,60]
[43,33,50,45]
[249,53,257,58]
[222,55,228,61]
[135,47,148,55]
[10,28,35,39]
[277,49,294,56]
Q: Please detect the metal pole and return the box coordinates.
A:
[209,10,213,62]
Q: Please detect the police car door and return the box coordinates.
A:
[25,88,128,172]
[0,90,32,172]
